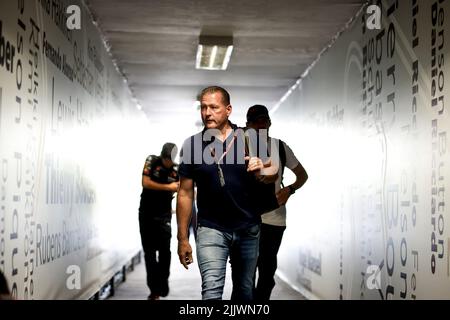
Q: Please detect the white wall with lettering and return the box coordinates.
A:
[272,0,450,299]
[0,0,148,299]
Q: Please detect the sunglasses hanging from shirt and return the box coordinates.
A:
[209,135,237,187]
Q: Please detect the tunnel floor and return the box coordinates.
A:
[109,224,306,300]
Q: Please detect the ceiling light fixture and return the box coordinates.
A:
[195,35,234,71]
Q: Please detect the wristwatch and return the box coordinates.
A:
[288,185,296,195]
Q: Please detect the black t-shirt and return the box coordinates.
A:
[178,123,278,232]
[139,155,179,219]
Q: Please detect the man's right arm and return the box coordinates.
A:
[142,175,179,192]
[176,177,194,269]
[141,156,179,192]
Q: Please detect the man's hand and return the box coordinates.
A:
[168,181,180,192]
[245,156,264,173]
[176,177,194,269]
[178,239,193,269]
[257,159,279,183]
[276,187,291,206]
[246,157,279,183]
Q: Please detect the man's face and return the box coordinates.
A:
[162,158,174,169]
[200,92,232,130]
[247,117,271,131]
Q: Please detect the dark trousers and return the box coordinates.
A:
[255,223,286,301]
[139,215,172,297]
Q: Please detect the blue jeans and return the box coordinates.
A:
[196,224,260,301]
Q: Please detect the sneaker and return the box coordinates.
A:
[148,293,160,300]
[160,283,169,297]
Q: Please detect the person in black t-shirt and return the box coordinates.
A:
[138,142,179,300]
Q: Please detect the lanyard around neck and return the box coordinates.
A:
[210,134,237,165]
[209,133,237,187]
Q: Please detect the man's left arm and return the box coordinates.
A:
[276,162,308,206]
[246,156,278,180]
[255,158,279,184]
[246,151,279,184]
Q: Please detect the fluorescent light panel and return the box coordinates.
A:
[195,36,233,70]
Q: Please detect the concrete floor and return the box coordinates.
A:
[109,224,306,300]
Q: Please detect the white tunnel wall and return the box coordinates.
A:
[2,0,449,301]
[0,1,149,299]
[271,0,450,299]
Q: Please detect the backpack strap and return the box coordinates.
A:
[278,139,287,187]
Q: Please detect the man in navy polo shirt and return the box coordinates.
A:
[176,86,279,301]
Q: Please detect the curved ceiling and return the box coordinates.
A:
[85,0,366,124]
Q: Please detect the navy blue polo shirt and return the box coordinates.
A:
[179,122,270,232]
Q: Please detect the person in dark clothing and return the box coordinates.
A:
[246,105,308,301]
[176,86,279,301]
[138,142,179,300]
[0,270,11,300]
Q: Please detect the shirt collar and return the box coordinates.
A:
[202,120,238,133]
[201,121,239,145]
